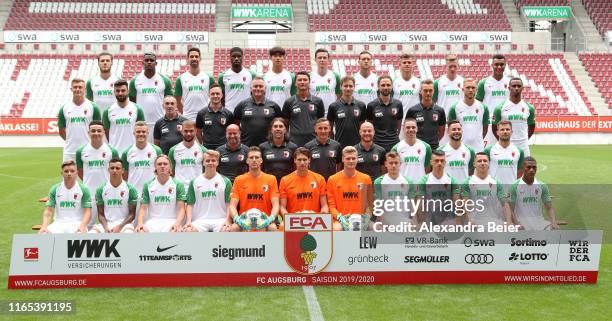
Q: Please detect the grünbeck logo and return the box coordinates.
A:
[508,252,548,261]
[510,238,547,247]
[464,254,494,264]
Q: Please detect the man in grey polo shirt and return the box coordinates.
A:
[405,79,446,150]
[281,71,325,147]
[233,77,282,147]
[153,96,187,155]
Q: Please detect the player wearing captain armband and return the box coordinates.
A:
[136,155,186,233]
[39,160,91,234]
[90,159,138,233]
[229,146,280,231]
[184,150,233,232]
[373,151,417,226]
[327,146,373,231]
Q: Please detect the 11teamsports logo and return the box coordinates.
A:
[284,214,332,275]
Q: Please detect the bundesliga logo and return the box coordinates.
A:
[24,247,39,261]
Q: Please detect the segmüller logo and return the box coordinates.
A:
[23,247,39,261]
[464,253,494,264]
[284,214,333,275]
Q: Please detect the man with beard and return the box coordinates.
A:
[327,76,367,148]
[281,71,325,147]
[259,118,297,183]
[447,78,488,152]
[103,79,145,153]
[437,120,475,183]
[484,120,524,186]
[216,124,249,182]
[304,118,342,180]
[366,75,403,152]
[354,121,386,181]
[219,47,256,112]
[233,77,282,147]
[154,96,187,155]
[168,120,207,190]
[492,78,536,156]
[196,84,234,150]
[476,54,510,148]
[175,47,215,121]
[353,51,378,105]
[86,52,120,113]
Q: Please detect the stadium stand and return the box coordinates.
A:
[232,0,291,3]
[212,47,311,75]
[306,0,512,31]
[579,52,611,108]
[4,0,216,31]
[513,0,569,8]
[580,0,611,39]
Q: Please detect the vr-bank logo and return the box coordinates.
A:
[284,214,333,275]
[464,253,494,264]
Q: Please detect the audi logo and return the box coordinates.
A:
[464,254,494,264]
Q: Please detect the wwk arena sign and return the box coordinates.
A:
[315,32,512,43]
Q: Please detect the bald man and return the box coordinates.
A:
[354,121,386,181]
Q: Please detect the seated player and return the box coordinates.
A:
[184,150,233,232]
[327,146,373,231]
[39,160,91,234]
[373,151,416,226]
[90,158,138,233]
[509,156,560,230]
[136,155,186,232]
[229,146,280,231]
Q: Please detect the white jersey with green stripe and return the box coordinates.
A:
[86,74,120,113]
[102,102,145,153]
[218,68,256,112]
[391,139,432,182]
[434,75,464,114]
[493,99,536,142]
[96,180,138,223]
[46,181,92,222]
[374,174,416,223]
[310,69,341,112]
[175,71,215,121]
[121,143,163,195]
[438,143,475,183]
[129,72,173,124]
[141,177,186,220]
[353,72,378,105]
[416,172,460,222]
[461,175,506,224]
[264,69,295,108]
[57,100,101,155]
[393,75,421,113]
[186,173,232,221]
[447,100,489,152]
[509,178,551,222]
[484,142,524,185]
[76,143,119,196]
[168,142,207,189]
[476,75,510,118]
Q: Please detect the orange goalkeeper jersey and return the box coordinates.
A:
[231,172,279,215]
[279,170,327,214]
[326,170,372,216]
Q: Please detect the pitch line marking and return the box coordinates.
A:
[303,285,325,321]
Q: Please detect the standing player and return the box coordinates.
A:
[122,121,162,198]
[366,75,403,152]
[304,118,342,180]
[373,151,417,225]
[438,121,475,183]
[447,78,488,152]
[354,121,386,181]
[58,78,101,161]
[39,160,91,234]
[492,78,536,156]
[327,76,366,148]
[259,118,298,183]
[218,47,256,112]
[393,54,421,129]
[153,96,188,155]
[310,48,341,114]
[476,54,510,147]
[327,146,373,231]
[86,52,120,113]
[129,52,173,141]
[229,147,280,231]
[233,77,282,147]
[353,51,378,105]
[184,150,233,232]
[136,155,186,233]
[168,120,207,189]
[509,157,559,230]
[415,150,461,225]
[405,79,446,150]
[174,47,215,121]
[103,79,145,153]
[484,120,524,186]
[391,119,432,182]
[216,124,249,182]
[264,46,295,108]
[76,121,119,226]
[90,159,138,233]
[282,71,325,147]
[195,84,234,150]
[434,54,464,146]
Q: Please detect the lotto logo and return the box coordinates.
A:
[24,247,39,261]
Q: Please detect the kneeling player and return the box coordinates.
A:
[136,155,186,232]
[509,156,559,230]
[184,150,233,232]
[90,159,138,233]
[39,160,91,234]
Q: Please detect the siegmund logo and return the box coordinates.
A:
[139,244,192,261]
[212,245,266,260]
[67,239,121,269]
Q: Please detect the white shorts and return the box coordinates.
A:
[191,218,226,232]
[144,218,176,232]
[512,140,530,157]
[521,218,551,231]
[47,221,82,234]
[90,221,135,233]
[63,152,76,162]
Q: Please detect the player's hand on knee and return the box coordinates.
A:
[77,225,88,233]
[267,223,278,231]
[136,225,147,233]
[170,224,182,232]
[110,226,122,233]
[38,227,48,234]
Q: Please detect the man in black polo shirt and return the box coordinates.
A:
[281,71,325,147]
[304,118,342,180]
[366,75,403,152]
[153,96,187,154]
[216,124,249,182]
[405,79,446,150]
[259,118,298,183]
[327,76,366,149]
[195,84,234,150]
[233,77,282,147]
[354,121,386,181]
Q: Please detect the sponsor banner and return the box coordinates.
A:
[607,31,612,44]
[536,116,612,133]
[522,6,571,20]
[3,31,208,43]
[8,226,602,288]
[315,32,512,43]
[231,6,292,20]
[0,118,58,135]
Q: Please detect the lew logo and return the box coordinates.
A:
[284,214,332,275]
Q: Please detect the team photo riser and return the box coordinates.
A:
[47,47,552,233]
